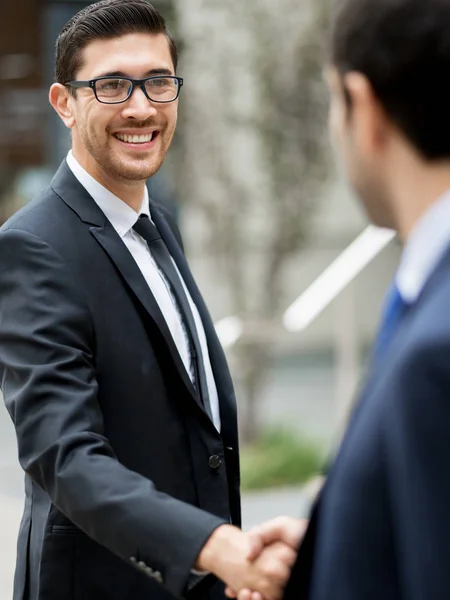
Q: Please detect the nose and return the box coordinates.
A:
[121,84,157,120]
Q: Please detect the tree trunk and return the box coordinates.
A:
[237,342,271,444]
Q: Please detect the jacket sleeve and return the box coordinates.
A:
[0,228,225,597]
[384,340,450,600]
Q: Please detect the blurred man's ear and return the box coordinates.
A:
[326,68,352,120]
[49,83,76,129]
[343,71,389,155]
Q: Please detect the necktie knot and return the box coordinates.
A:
[133,214,161,243]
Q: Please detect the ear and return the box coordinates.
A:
[49,83,76,129]
[343,72,389,154]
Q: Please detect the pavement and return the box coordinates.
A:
[0,493,21,600]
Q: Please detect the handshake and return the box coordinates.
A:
[195,517,307,600]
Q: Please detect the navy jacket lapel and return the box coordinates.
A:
[51,161,197,401]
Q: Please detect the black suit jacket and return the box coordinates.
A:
[285,244,450,600]
[0,161,241,600]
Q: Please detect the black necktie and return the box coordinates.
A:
[133,214,213,421]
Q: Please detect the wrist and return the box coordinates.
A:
[194,524,239,573]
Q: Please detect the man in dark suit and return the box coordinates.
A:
[0,1,301,599]
[283,0,450,598]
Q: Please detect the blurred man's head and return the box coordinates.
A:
[49,0,180,193]
[326,0,450,236]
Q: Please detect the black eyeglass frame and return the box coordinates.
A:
[65,75,184,104]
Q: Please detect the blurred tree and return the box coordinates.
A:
[174,0,331,442]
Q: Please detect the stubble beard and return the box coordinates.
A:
[81,125,171,184]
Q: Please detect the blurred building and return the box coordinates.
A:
[0,0,46,169]
[0,0,175,222]
[0,0,45,222]
[0,0,91,221]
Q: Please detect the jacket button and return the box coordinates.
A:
[208,455,221,469]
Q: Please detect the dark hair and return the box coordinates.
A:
[330,0,450,160]
[55,0,178,85]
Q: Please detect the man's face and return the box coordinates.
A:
[326,67,393,228]
[56,33,178,185]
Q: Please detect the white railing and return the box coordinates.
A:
[216,225,395,345]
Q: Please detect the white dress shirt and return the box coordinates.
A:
[396,190,450,303]
[66,151,221,431]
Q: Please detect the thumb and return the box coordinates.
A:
[253,517,308,550]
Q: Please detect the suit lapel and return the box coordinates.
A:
[89,224,198,398]
[151,205,239,442]
[51,161,198,402]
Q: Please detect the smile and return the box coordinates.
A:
[114,132,159,144]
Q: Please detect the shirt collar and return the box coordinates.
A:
[66,150,150,238]
[396,189,450,303]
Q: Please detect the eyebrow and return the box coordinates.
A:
[92,68,174,79]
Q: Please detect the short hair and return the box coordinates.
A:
[55,0,178,85]
[330,0,450,160]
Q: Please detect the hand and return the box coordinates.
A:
[195,524,297,600]
[224,517,308,600]
[247,516,308,560]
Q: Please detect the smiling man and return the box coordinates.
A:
[0,2,301,600]
[56,32,178,207]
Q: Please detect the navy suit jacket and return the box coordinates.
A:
[285,243,450,600]
[0,161,240,600]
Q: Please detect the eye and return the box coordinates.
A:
[97,79,126,91]
[147,78,171,88]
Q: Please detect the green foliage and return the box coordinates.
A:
[240,427,324,491]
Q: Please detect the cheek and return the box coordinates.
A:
[164,104,178,128]
[82,101,113,134]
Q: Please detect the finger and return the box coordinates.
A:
[246,530,265,561]
[256,544,296,595]
[275,542,297,567]
[267,569,292,600]
[225,586,238,598]
[237,589,252,600]
[256,540,297,571]
[251,592,263,600]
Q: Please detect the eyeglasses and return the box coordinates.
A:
[65,75,184,104]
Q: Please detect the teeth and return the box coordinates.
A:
[116,133,155,143]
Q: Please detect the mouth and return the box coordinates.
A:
[113,131,160,147]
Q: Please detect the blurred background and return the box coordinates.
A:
[0,0,400,596]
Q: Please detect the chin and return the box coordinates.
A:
[109,157,163,182]
[359,197,393,230]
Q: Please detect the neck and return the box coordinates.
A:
[72,149,146,213]
[387,150,450,243]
